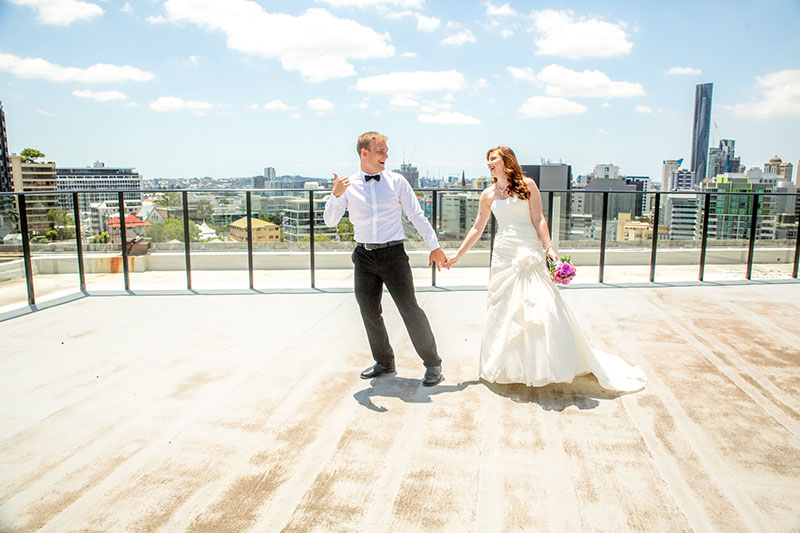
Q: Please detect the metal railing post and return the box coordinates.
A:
[698,192,711,281]
[182,191,192,290]
[72,192,86,291]
[546,191,554,229]
[649,192,660,282]
[793,200,800,279]
[118,192,130,290]
[18,194,35,306]
[246,192,254,289]
[598,192,609,283]
[746,194,760,280]
[431,190,438,287]
[309,190,315,289]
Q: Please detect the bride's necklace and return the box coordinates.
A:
[494,181,510,198]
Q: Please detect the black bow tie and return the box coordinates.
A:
[365,174,381,182]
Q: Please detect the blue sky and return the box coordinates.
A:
[1,0,798,182]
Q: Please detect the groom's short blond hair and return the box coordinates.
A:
[357,131,388,155]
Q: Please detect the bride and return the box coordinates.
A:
[445,146,646,392]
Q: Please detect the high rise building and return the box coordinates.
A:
[666,169,695,191]
[701,175,776,240]
[707,139,741,179]
[665,195,701,240]
[252,175,266,189]
[56,162,143,234]
[521,163,572,242]
[10,155,58,233]
[589,163,620,181]
[393,162,419,188]
[0,101,11,193]
[625,176,653,216]
[264,167,277,179]
[583,178,638,222]
[690,83,713,187]
[661,159,682,186]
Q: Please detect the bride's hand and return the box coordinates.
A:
[546,247,559,263]
[444,255,460,268]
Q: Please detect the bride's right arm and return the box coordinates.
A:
[446,188,493,267]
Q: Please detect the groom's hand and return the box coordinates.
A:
[332,173,350,197]
[429,247,447,271]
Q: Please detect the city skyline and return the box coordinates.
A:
[1,0,798,182]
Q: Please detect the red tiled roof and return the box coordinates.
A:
[107,214,151,227]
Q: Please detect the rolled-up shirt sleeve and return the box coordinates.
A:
[398,179,440,251]
[323,193,347,227]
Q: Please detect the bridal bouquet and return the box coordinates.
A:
[548,255,576,285]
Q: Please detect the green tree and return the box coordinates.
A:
[300,234,331,242]
[145,218,200,242]
[47,208,75,240]
[7,210,19,231]
[195,200,214,221]
[265,212,283,226]
[336,217,354,242]
[20,148,45,163]
[156,192,181,207]
[90,231,109,243]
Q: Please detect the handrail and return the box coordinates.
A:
[2,187,798,306]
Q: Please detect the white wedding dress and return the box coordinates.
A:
[479,196,646,392]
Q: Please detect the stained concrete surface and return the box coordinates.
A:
[0,281,799,531]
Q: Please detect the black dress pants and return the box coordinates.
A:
[352,243,441,368]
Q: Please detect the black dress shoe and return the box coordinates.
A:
[422,365,443,387]
[360,363,396,379]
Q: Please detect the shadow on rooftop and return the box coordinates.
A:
[482,376,625,411]
[354,377,480,412]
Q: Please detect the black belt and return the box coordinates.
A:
[356,240,404,251]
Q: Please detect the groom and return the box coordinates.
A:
[323,131,446,386]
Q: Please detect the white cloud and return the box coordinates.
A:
[246,103,259,110]
[126,102,139,108]
[530,9,632,59]
[72,89,127,102]
[149,96,215,113]
[507,66,537,83]
[402,51,418,58]
[443,93,455,102]
[720,69,800,117]
[152,2,394,82]
[416,14,440,32]
[390,96,420,108]
[537,64,644,98]
[442,28,476,46]
[316,0,424,8]
[356,70,465,95]
[418,111,481,125]
[519,96,588,118]
[596,128,607,134]
[476,78,488,89]
[634,104,653,114]
[486,2,516,16]
[500,29,514,38]
[666,66,702,75]
[188,55,201,66]
[307,97,335,113]
[290,113,301,119]
[10,0,103,26]
[264,99,294,111]
[600,102,612,108]
[35,110,59,117]
[122,2,132,13]
[0,52,154,83]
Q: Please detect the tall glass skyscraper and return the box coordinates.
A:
[690,83,713,188]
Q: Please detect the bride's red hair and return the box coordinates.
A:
[487,146,530,200]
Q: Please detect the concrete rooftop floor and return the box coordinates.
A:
[1,278,799,532]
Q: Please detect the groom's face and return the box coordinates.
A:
[361,139,388,174]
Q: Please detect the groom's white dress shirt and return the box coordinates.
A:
[323,170,440,251]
